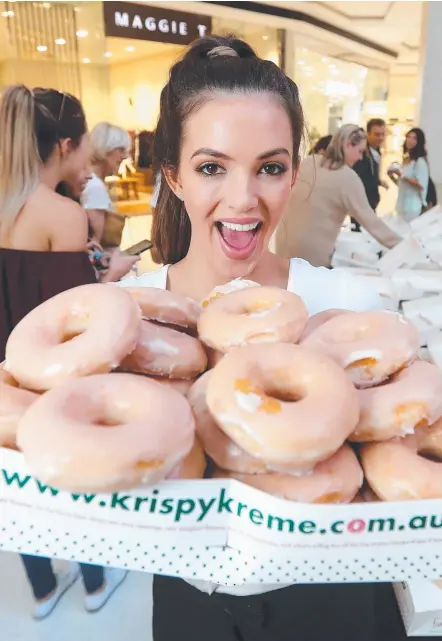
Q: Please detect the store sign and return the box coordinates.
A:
[103,2,211,46]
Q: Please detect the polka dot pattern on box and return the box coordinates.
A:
[2,520,442,585]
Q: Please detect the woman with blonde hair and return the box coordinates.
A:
[81,121,131,248]
[0,85,128,618]
[275,123,400,267]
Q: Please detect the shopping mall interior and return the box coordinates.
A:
[1,1,442,639]
[0,0,428,275]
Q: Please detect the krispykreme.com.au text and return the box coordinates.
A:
[2,468,442,536]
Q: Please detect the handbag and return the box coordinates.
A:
[101,210,126,248]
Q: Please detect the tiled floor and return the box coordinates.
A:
[0,552,153,641]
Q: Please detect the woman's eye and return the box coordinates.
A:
[260,163,286,175]
[197,162,224,176]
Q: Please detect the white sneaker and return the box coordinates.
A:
[84,568,128,613]
[33,563,80,620]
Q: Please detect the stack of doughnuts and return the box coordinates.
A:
[2,279,442,504]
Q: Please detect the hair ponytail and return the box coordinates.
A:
[0,85,41,234]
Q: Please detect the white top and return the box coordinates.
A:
[118,258,382,595]
[396,158,429,223]
[81,173,115,212]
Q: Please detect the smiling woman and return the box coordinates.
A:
[117,34,387,641]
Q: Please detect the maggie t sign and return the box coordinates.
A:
[103,2,212,46]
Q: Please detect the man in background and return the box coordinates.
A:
[351,118,388,231]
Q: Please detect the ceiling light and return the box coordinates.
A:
[36,45,47,52]
[82,57,91,64]
[125,46,135,52]
[76,29,88,38]
[262,35,268,41]
[105,51,112,58]
[322,57,328,63]
[55,38,66,45]
[298,60,305,65]
[42,2,51,8]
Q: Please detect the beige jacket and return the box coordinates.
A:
[275,155,400,267]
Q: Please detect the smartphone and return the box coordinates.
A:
[125,239,154,256]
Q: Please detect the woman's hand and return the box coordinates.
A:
[100,249,140,283]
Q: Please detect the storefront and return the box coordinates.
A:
[0,1,282,131]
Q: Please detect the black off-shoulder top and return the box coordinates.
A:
[0,248,96,361]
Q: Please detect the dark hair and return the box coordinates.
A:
[310,135,332,155]
[152,35,304,264]
[404,127,427,161]
[367,118,386,133]
[0,84,86,233]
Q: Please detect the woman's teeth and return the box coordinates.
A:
[218,221,260,232]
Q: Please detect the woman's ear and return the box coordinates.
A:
[59,138,73,157]
[163,166,184,201]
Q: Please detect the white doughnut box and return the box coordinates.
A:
[394,581,442,636]
[1,446,442,587]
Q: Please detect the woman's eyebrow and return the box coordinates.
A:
[191,147,291,160]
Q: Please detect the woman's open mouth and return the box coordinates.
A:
[215,220,263,260]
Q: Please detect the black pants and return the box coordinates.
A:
[21,554,104,600]
[153,576,414,641]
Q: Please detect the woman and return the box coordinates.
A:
[118,35,398,641]
[81,122,130,248]
[388,127,429,222]
[0,85,128,619]
[274,124,401,267]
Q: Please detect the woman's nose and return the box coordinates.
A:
[225,173,259,212]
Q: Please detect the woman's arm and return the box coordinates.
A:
[402,158,429,193]
[344,173,401,249]
[87,209,106,242]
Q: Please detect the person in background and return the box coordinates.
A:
[0,85,128,619]
[275,124,400,267]
[309,134,332,156]
[388,127,430,223]
[81,122,130,249]
[351,118,389,231]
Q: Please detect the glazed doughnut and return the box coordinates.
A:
[302,311,419,388]
[300,309,353,341]
[127,287,200,328]
[120,320,207,379]
[214,445,363,504]
[0,366,39,449]
[201,278,261,308]
[17,373,195,492]
[188,371,268,474]
[361,427,442,500]
[167,439,206,479]
[351,360,442,442]
[198,287,308,352]
[5,284,141,391]
[207,343,359,473]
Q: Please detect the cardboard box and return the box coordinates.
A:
[2,447,442,586]
[395,581,442,636]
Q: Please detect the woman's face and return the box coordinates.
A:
[344,140,365,167]
[405,132,417,151]
[60,133,91,185]
[70,167,92,199]
[106,147,128,175]
[172,93,296,278]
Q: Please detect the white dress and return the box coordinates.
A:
[118,258,382,595]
